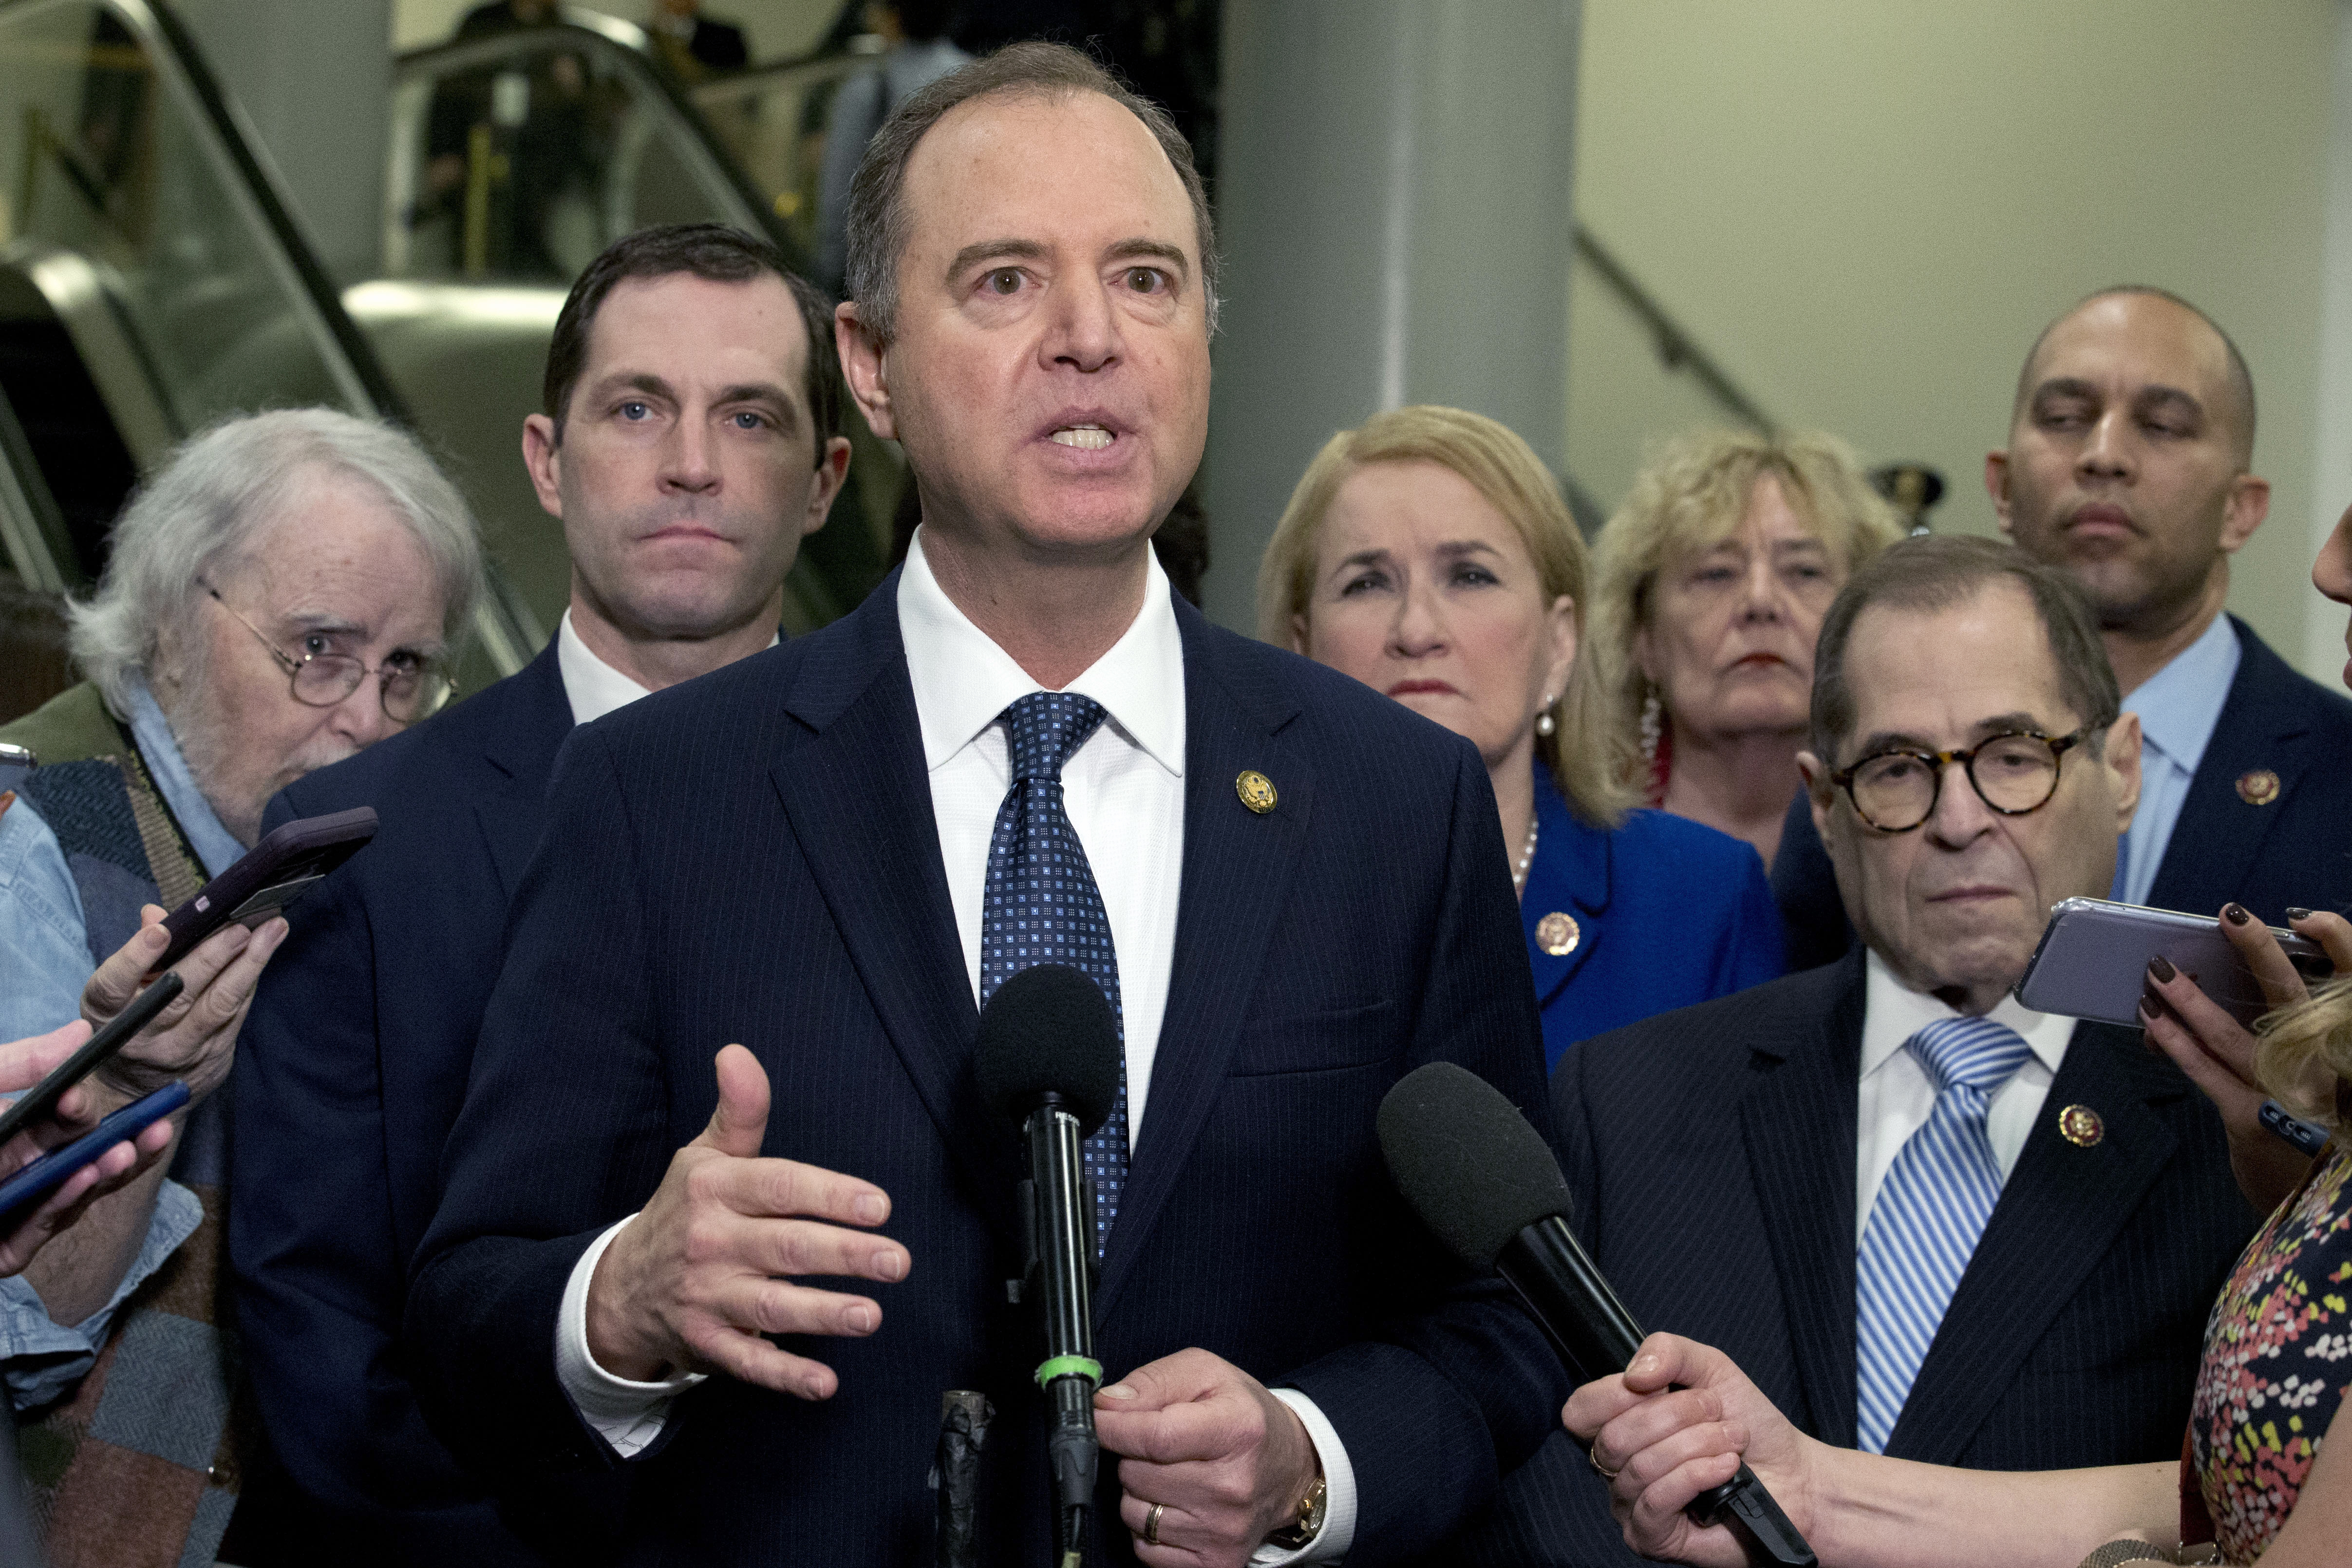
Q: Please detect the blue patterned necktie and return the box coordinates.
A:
[977,691,1128,1258]
[1855,1015,2034,1454]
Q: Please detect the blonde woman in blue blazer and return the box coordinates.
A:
[1262,406,1783,1068]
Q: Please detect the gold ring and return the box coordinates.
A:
[1145,1501,1165,1546]
[1588,1439,1620,1480]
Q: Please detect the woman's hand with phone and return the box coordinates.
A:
[0,1020,176,1276]
[2142,905,2352,1214]
[80,903,288,1110]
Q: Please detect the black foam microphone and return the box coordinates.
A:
[976,964,1121,1567]
[1378,1062,1817,1568]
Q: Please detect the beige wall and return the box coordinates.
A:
[1566,0,2341,680]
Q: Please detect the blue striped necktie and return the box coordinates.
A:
[977,691,1129,1259]
[1855,1015,2033,1454]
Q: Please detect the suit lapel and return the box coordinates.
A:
[1885,1023,2182,1465]
[1738,953,1866,1447]
[2146,619,2309,915]
[471,641,575,899]
[1094,606,1311,1322]
[1522,776,1607,1008]
[768,589,1017,1222]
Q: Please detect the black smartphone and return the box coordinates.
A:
[0,1080,189,1223]
[155,807,377,970]
[2015,897,2332,1028]
[0,971,183,1148]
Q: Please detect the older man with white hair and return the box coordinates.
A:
[0,406,479,1565]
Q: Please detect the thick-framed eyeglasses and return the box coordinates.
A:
[199,577,453,724]
[1828,727,2091,832]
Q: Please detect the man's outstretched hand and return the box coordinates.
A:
[584,1043,909,1396]
[1095,1347,1323,1565]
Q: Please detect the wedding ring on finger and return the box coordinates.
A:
[1145,1501,1165,1546]
[1588,1439,1621,1480]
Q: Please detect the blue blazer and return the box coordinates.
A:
[1771,617,2352,966]
[229,640,593,1565]
[401,577,1567,1567]
[1521,771,1782,1068]
[1451,952,2257,1564]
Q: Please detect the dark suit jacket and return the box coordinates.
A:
[402,578,1567,1567]
[230,641,585,1565]
[1453,952,2258,1565]
[1772,616,2352,968]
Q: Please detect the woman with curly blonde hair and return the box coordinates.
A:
[1261,405,1783,1067]
[1586,429,1903,871]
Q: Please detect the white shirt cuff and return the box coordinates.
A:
[1252,1388,1356,1564]
[554,1214,705,1458]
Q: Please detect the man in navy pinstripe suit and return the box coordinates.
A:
[1466,537,2258,1564]
[403,44,1563,1567]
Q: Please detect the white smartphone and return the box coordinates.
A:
[2015,897,2332,1028]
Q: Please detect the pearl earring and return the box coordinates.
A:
[1534,696,1557,738]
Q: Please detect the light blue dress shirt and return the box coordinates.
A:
[2112,614,2240,908]
[0,677,240,1409]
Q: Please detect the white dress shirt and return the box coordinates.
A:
[2112,612,2240,907]
[1854,950,2080,1245]
[551,535,1355,1560]
[556,608,656,723]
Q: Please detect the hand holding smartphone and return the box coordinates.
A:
[2015,898,2330,1028]
[0,972,183,1148]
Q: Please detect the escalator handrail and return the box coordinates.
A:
[390,11,806,269]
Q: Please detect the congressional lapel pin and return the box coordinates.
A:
[2236,769,2281,806]
[2057,1104,2105,1148]
[1535,911,1580,957]
[1236,770,1277,814]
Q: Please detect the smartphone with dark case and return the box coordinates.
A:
[154,807,377,970]
[0,1081,189,1223]
[0,971,183,1148]
[2016,897,2332,1028]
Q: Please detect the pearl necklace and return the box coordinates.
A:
[1511,814,1541,897]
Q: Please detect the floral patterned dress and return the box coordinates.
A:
[2189,1142,2352,1562]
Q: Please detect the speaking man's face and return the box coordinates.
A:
[1806,579,2141,1012]
[846,89,1211,562]
[1987,293,2266,638]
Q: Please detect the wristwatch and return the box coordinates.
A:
[1263,1474,1328,1551]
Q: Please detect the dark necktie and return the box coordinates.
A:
[977,691,1129,1257]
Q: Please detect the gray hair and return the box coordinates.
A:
[1810,534,2120,764]
[67,409,484,712]
[844,40,1220,344]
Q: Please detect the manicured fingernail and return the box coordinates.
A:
[2286,907,2314,922]
[1099,1383,1135,1399]
[845,1304,874,1333]
[2139,992,2162,1020]
[873,1248,903,1282]
[2149,955,2176,983]
[2225,903,2251,926]
[854,1194,886,1224]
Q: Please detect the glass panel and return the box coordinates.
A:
[690,56,867,271]
[0,0,361,452]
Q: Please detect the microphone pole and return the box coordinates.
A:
[1022,1093,1100,1568]
[974,963,1122,1568]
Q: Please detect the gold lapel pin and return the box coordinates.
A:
[1236,770,1277,814]
[2236,769,2280,806]
[1535,911,1580,957]
[2057,1104,2105,1148]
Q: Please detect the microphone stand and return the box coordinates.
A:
[1020,1095,1100,1568]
